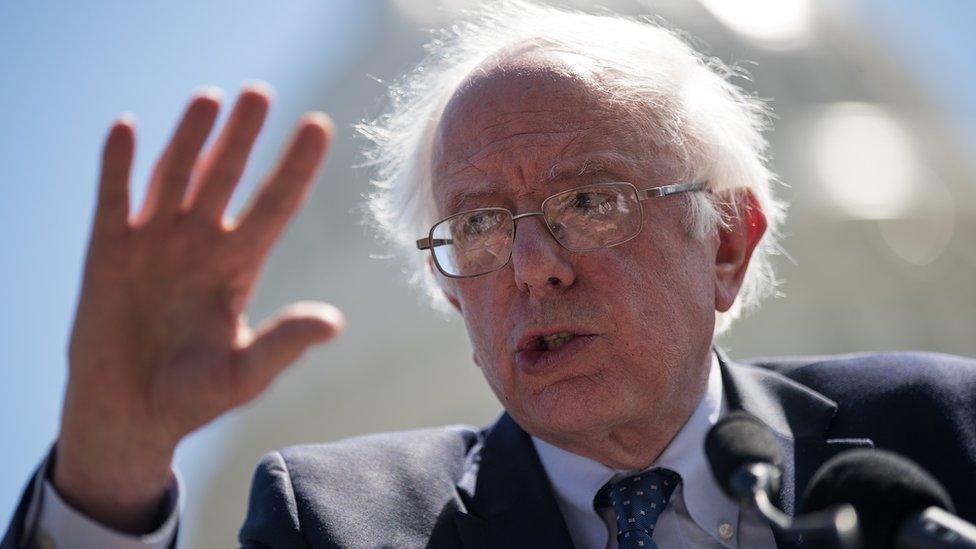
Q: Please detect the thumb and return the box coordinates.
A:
[231,301,344,402]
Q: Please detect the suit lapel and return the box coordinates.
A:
[452,413,574,549]
[716,348,872,547]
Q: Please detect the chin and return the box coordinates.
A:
[516,373,626,438]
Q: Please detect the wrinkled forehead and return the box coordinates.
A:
[435,49,607,145]
[431,50,655,214]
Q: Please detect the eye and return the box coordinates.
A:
[463,211,500,236]
[570,191,614,216]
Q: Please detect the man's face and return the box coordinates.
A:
[431,52,719,448]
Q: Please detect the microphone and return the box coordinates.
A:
[705,411,860,548]
[801,448,976,549]
[704,411,783,505]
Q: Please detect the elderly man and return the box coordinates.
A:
[4,2,976,548]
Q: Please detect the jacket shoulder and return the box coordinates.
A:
[744,351,976,432]
[743,351,976,519]
[241,424,481,548]
[279,423,480,470]
[745,351,976,404]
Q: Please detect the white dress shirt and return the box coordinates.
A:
[532,352,778,548]
[32,466,180,548]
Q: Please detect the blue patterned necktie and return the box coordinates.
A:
[594,468,681,549]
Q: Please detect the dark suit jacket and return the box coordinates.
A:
[5,351,976,548]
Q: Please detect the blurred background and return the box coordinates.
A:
[1,0,973,545]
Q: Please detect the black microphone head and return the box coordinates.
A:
[800,448,954,549]
[705,411,783,499]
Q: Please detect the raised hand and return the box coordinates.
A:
[53,84,345,533]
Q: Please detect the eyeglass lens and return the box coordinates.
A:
[430,182,642,277]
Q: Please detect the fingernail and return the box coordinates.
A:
[303,111,333,128]
[117,112,136,126]
[291,301,346,330]
[242,79,276,100]
[194,85,224,101]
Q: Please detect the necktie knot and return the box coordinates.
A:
[594,468,681,549]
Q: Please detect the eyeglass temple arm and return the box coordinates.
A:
[638,181,709,200]
[416,237,452,250]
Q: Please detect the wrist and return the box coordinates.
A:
[53,413,178,533]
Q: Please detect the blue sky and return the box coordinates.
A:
[0,0,376,524]
[856,0,976,148]
[1,0,974,530]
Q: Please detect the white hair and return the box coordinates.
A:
[357,0,785,334]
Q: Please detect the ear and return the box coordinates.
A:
[714,189,767,313]
[427,256,463,313]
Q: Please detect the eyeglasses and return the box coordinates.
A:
[416,180,708,278]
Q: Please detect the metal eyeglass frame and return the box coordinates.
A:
[416,180,709,279]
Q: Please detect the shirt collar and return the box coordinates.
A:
[532,351,739,546]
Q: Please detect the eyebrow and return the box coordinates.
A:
[542,152,636,184]
[443,152,638,214]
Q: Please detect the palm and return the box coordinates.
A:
[64,86,343,448]
[71,212,253,440]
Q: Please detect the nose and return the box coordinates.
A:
[510,213,576,294]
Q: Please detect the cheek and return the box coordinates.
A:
[607,229,716,340]
[462,315,519,409]
[456,281,514,382]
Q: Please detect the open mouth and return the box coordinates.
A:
[516,331,597,375]
[535,331,576,351]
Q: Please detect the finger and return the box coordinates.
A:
[185,83,272,221]
[230,301,344,402]
[93,115,136,236]
[135,89,221,225]
[232,112,333,255]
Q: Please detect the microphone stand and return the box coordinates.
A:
[730,463,861,549]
